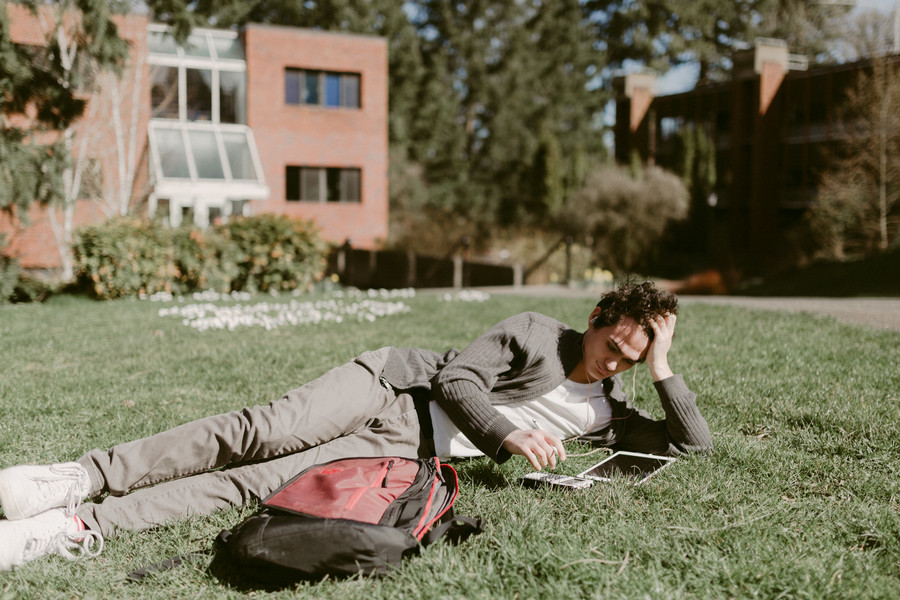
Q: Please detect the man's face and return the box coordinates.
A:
[575,310,650,383]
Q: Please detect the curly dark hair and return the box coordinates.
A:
[592,281,678,340]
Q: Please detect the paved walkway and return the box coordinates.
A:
[678,296,900,333]
[462,285,900,333]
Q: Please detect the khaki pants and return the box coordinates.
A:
[76,348,428,537]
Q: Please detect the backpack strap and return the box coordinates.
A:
[420,513,485,547]
[126,552,208,582]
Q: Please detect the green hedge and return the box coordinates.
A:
[72,215,328,300]
[220,214,327,294]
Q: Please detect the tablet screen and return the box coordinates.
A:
[578,452,675,484]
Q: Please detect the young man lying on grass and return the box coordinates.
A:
[0,281,712,572]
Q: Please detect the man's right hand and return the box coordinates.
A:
[647,313,676,382]
[502,429,567,471]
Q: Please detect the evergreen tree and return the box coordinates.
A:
[585,0,851,84]
[1,0,128,230]
[0,8,42,219]
[416,0,605,225]
[527,126,565,222]
[755,0,852,63]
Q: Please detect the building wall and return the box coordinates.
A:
[616,42,875,277]
[242,24,389,249]
[2,15,389,272]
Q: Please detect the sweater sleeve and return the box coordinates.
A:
[613,374,713,455]
[432,314,537,462]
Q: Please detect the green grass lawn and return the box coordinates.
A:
[1,290,898,599]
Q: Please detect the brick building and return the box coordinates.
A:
[1,9,388,272]
[615,39,885,277]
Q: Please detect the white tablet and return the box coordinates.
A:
[578,451,676,485]
[519,451,676,490]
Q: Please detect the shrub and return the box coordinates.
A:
[72,215,328,300]
[171,226,239,294]
[558,163,689,274]
[73,218,179,299]
[217,214,328,294]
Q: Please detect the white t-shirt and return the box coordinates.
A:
[429,378,612,460]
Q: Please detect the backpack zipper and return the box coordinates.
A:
[381,459,395,487]
[345,459,394,512]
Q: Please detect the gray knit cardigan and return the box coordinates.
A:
[380,311,713,463]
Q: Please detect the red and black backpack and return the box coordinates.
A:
[215,456,484,583]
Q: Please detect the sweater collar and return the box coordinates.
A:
[558,327,584,377]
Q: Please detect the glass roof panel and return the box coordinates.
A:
[154,128,191,178]
[212,35,245,60]
[189,130,225,179]
[148,30,179,55]
[183,32,212,58]
[149,121,265,190]
[221,131,258,181]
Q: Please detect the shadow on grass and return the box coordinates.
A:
[452,459,510,491]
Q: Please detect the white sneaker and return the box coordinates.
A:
[0,508,103,572]
[0,462,92,520]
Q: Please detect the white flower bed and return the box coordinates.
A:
[438,290,491,303]
[143,290,254,303]
[158,298,411,331]
[154,287,490,331]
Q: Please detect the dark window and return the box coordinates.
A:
[285,166,362,202]
[285,68,361,108]
[185,68,213,121]
[340,168,361,202]
[230,199,249,218]
[151,65,244,123]
[304,72,320,104]
[286,165,301,201]
[809,77,828,125]
[219,70,244,124]
[285,69,300,104]
[786,79,807,137]
[342,74,360,107]
[302,167,323,201]
[325,73,341,106]
[151,65,180,119]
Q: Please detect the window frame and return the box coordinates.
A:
[148,120,267,188]
[285,165,362,203]
[147,25,247,125]
[284,68,361,109]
